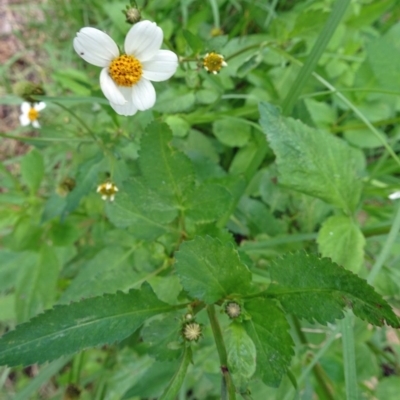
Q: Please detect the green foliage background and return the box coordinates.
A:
[1,0,400,399]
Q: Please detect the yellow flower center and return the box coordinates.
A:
[203,52,225,73]
[28,108,39,121]
[109,54,142,87]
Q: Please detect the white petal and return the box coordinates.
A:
[109,86,138,115]
[19,114,30,126]
[131,79,156,111]
[32,120,41,128]
[100,68,127,105]
[74,27,119,67]
[389,191,400,200]
[21,102,31,113]
[34,102,46,111]
[142,50,178,82]
[124,20,163,62]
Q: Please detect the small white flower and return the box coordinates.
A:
[203,52,227,75]
[97,182,119,201]
[389,191,400,200]
[19,102,46,128]
[73,20,178,116]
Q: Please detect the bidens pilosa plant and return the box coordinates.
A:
[1,0,400,399]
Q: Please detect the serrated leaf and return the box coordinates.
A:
[243,298,294,387]
[105,177,178,239]
[185,183,232,223]
[268,253,400,327]
[175,236,252,303]
[226,323,256,390]
[142,313,183,361]
[317,215,365,272]
[0,283,174,367]
[15,246,60,322]
[139,121,195,205]
[20,149,44,194]
[259,102,363,213]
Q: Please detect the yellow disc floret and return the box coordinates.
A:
[28,107,39,121]
[109,54,142,87]
[203,52,227,75]
[97,182,119,201]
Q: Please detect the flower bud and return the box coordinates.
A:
[225,302,241,319]
[123,6,141,24]
[182,322,202,342]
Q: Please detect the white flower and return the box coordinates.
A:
[73,20,178,116]
[389,191,400,200]
[97,182,119,201]
[19,102,46,128]
[203,52,227,75]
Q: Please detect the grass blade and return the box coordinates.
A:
[282,0,351,115]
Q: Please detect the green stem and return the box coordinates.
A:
[282,0,350,115]
[207,305,236,400]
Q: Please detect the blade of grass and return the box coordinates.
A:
[282,0,351,115]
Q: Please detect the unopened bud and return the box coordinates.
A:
[123,6,141,24]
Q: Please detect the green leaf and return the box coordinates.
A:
[175,236,252,303]
[159,346,192,400]
[367,23,400,91]
[0,283,174,366]
[267,253,400,327]
[183,29,203,54]
[123,360,180,399]
[226,323,256,390]
[317,215,365,272]
[185,183,232,223]
[63,155,104,216]
[142,313,183,361]
[59,247,137,303]
[20,149,44,193]
[15,246,60,322]
[139,121,195,205]
[0,250,36,292]
[213,118,251,147]
[259,102,363,213]
[243,298,294,387]
[106,178,178,239]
